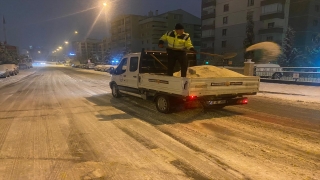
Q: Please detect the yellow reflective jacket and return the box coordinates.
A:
[159,30,194,50]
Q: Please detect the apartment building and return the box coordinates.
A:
[259,0,290,45]
[100,37,111,61]
[217,0,263,64]
[289,0,320,49]
[201,0,320,66]
[74,38,101,63]
[110,15,145,56]
[201,0,216,59]
[109,10,201,61]
[139,9,201,54]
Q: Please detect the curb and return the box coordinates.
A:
[259,91,307,96]
[260,79,320,86]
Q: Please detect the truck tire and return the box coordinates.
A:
[155,95,171,114]
[111,84,121,98]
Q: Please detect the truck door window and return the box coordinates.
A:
[130,57,139,72]
[115,58,127,75]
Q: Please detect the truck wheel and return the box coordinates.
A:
[155,95,171,114]
[112,84,121,98]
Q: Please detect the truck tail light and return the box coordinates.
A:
[237,98,248,104]
[187,96,197,101]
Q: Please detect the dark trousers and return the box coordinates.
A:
[167,49,187,77]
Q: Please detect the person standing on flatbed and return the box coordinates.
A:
[158,23,197,77]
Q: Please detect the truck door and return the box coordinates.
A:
[113,57,128,88]
[126,56,139,89]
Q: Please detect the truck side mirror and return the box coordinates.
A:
[109,67,115,74]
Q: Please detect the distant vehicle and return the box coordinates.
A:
[33,61,46,66]
[20,61,33,69]
[0,65,10,78]
[19,63,28,70]
[86,63,95,69]
[94,65,104,71]
[254,64,283,79]
[102,65,117,72]
[2,64,19,75]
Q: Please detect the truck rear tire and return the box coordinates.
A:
[155,95,171,114]
[112,84,121,98]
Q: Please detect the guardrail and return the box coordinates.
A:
[254,67,320,83]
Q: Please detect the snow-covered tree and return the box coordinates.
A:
[278,27,304,67]
[0,43,18,64]
[305,34,320,66]
[243,15,255,60]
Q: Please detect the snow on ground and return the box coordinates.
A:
[258,82,320,103]
[56,65,112,76]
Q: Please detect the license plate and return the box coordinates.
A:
[207,100,227,105]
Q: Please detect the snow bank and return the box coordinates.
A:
[173,65,245,78]
[246,42,281,63]
[259,82,320,103]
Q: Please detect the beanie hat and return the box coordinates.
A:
[175,23,184,30]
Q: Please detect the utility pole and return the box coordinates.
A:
[3,16,7,44]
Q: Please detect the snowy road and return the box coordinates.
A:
[0,66,319,180]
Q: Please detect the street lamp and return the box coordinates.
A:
[59,46,62,49]
[38,51,41,54]
[65,41,69,44]
[75,31,78,34]
[103,2,107,6]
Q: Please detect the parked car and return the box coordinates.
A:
[86,63,95,69]
[254,64,283,79]
[3,64,19,75]
[94,65,103,71]
[102,65,117,72]
[0,65,10,78]
[19,62,32,69]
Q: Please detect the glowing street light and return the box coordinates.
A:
[75,31,78,34]
[65,41,69,44]
[59,46,62,49]
[38,51,41,54]
[103,2,107,6]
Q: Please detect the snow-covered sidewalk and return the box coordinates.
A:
[258,82,320,103]
[0,68,36,89]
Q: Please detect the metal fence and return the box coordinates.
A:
[254,67,320,83]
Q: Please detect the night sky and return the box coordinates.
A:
[0,0,201,52]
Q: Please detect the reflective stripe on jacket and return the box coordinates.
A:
[159,30,194,50]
